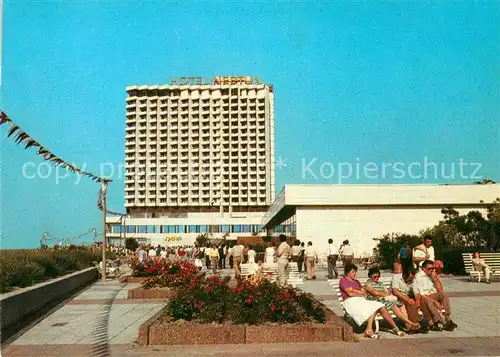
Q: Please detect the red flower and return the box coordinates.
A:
[282,305,287,311]
[275,294,281,301]
[207,286,212,292]
[217,280,223,286]
[284,291,291,299]
[295,291,301,297]
[232,288,237,292]
[270,304,276,312]
[289,312,294,317]
[245,298,253,304]
[191,280,197,287]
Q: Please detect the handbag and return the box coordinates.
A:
[384,295,398,302]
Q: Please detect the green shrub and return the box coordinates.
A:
[125,238,139,252]
[372,233,421,269]
[373,200,500,274]
[0,248,117,293]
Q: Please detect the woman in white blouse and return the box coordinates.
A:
[265,242,275,264]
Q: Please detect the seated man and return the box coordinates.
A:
[413,260,457,332]
[391,263,428,334]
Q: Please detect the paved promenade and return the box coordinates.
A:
[2,267,500,356]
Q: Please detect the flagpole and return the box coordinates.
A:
[101,181,107,282]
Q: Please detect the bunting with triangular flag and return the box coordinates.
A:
[0,111,110,183]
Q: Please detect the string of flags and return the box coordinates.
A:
[0,111,108,183]
[1,111,124,217]
[41,228,97,245]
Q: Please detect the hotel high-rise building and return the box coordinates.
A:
[107,76,275,244]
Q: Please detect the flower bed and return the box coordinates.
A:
[129,257,164,277]
[141,261,199,289]
[138,273,355,344]
[130,259,198,283]
[126,260,200,299]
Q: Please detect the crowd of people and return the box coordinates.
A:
[130,234,497,339]
[132,235,359,285]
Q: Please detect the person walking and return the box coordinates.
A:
[193,245,203,271]
[247,245,256,264]
[398,243,412,276]
[232,243,244,278]
[299,242,306,273]
[218,245,225,269]
[339,240,354,269]
[327,238,339,279]
[276,235,291,285]
[205,245,212,269]
[291,240,301,270]
[228,244,234,269]
[265,242,275,264]
[210,245,219,274]
[304,241,318,280]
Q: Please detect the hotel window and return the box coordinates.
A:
[111,225,122,234]
[188,225,200,233]
[161,225,186,234]
[126,225,137,234]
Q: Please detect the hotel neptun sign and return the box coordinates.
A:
[169,76,263,86]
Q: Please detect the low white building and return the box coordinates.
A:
[261,184,499,258]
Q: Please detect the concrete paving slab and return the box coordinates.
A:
[5,269,500,356]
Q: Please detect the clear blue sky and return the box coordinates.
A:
[1,1,499,248]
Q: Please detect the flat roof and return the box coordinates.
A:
[262,184,499,228]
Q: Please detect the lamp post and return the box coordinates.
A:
[101,181,108,282]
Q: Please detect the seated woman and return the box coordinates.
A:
[340,264,405,339]
[365,268,420,332]
[472,251,495,284]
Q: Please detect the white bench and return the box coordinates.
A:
[286,262,304,288]
[317,254,329,269]
[262,263,278,282]
[329,277,425,333]
[240,263,255,278]
[94,261,123,279]
[462,253,500,282]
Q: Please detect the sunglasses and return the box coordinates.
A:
[424,267,435,271]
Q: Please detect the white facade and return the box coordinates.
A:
[263,184,499,258]
[124,82,275,211]
[106,211,265,247]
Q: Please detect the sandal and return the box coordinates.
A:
[392,328,404,337]
[364,330,379,339]
[406,322,419,331]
